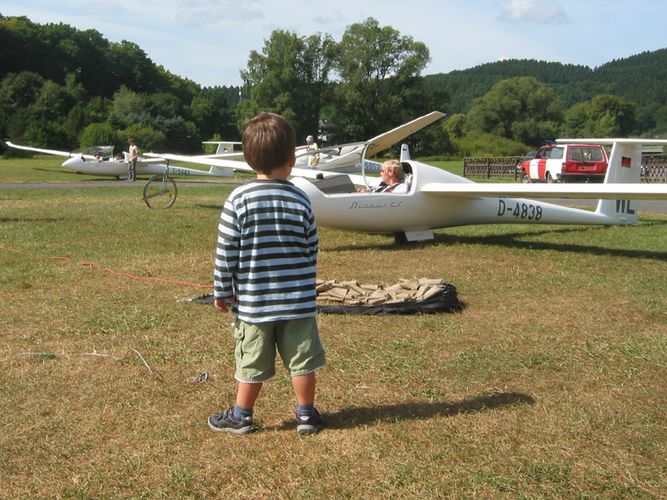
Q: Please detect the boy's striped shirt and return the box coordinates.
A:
[213,179,318,322]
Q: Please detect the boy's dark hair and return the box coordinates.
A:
[242,112,296,174]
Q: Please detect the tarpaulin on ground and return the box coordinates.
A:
[315,278,464,315]
[181,278,464,315]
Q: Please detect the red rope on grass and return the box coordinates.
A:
[1,243,210,289]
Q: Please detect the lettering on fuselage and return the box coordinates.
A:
[615,199,635,215]
[497,200,543,220]
[167,168,192,176]
[348,201,403,209]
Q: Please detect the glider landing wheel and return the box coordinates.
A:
[143,174,178,209]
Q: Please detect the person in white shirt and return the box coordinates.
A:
[127,138,140,182]
[305,135,319,167]
[369,159,409,193]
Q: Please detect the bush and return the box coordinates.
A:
[452,133,529,157]
[120,124,167,153]
[79,122,122,151]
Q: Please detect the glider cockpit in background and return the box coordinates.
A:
[4,141,233,179]
[152,137,667,242]
[292,111,445,171]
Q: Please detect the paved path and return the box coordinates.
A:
[0,180,243,189]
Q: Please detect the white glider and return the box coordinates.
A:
[150,137,667,241]
[4,141,232,179]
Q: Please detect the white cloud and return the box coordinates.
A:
[498,0,570,24]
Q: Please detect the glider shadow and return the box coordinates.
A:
[325,223,667,261]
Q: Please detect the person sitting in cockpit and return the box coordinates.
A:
[361,159,409,193]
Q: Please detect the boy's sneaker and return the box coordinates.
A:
[208,407,254,435]
[296,408,324,435]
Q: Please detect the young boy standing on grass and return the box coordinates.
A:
[208,112,326,436]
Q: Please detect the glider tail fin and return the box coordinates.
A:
[208,165,234,177]
[596,140,643,224]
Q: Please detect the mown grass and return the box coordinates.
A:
[0,154,111,183]
[0,159,665,497]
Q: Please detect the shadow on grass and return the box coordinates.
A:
[0,216,62,222]
[271,391,535,431]
[433,224,667,261]
[325,223,667,261]
[196,204,225,210]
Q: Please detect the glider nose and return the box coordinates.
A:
[62,156,81,171]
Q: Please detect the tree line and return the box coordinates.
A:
[1,14,665,159]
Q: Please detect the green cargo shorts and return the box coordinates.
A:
[233,316,326,383]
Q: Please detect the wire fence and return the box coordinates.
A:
[463,157,523,179]
[463,155,667,182]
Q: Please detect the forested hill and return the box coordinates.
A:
[424,48,667,113]
[594,49,667,111]
[1,13,665,154]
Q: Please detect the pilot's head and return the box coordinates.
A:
[306,135,315,144]
[380,159,404,182]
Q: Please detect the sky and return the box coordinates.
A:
[1,0,665,88]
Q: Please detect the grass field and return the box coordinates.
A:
[1,157,666,497]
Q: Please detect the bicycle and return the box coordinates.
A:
[143,168,178,209]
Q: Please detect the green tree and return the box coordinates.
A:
[0,71,45,143]
[152,116,200,152]
[453,132,528,157]
[84,96,112,124]
[331,17,431,143]
[240,29,335,141]
[0,71,44,110]
[29,80,74,122]
[444,113,466,138]
[465,76,562,146]
[191,86,236,140]
[63,104,87,145]
[121,123,166,153]
[561,94,637,137]
[108,85,148,128]
[108,40,166,95]
[79,121,121,150]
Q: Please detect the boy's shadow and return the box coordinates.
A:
[271,391,535,431]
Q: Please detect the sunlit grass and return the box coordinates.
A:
[0,160,665,497]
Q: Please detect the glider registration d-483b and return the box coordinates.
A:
[153,137,667,242]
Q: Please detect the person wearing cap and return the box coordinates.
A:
[305,135,319,167]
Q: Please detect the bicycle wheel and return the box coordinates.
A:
[143,175,178,209]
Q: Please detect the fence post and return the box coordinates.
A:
[486,158,491,179]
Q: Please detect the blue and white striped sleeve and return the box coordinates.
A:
[213,199,240,300]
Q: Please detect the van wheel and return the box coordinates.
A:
[546,172,555,183]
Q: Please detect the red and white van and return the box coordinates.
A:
[518,143,608,183]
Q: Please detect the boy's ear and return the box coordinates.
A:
[289,154,296,167]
